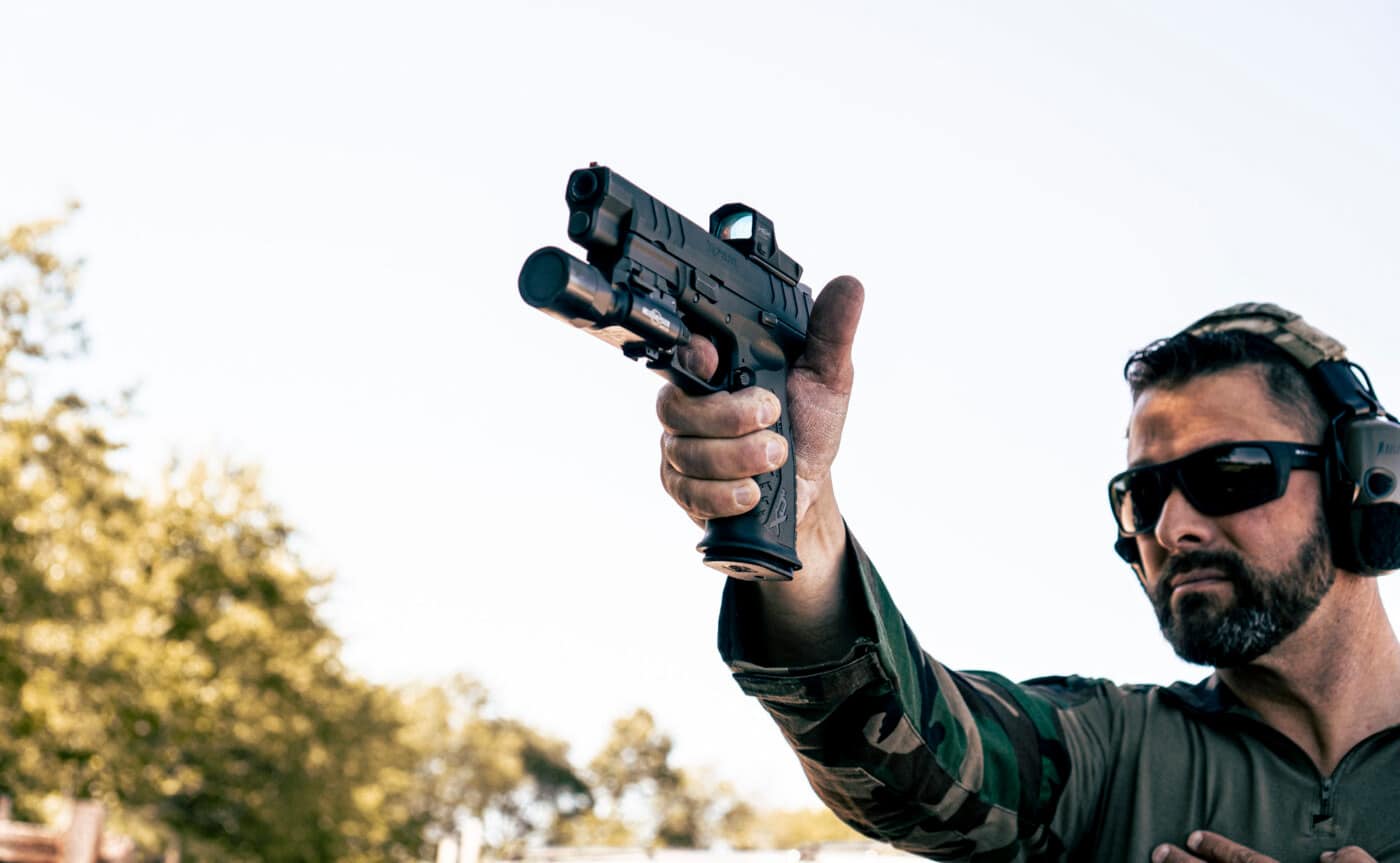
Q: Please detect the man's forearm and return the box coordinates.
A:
[748,484,862,666]
[722,525,1075,862]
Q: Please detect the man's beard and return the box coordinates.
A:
[1152,517,1334,667]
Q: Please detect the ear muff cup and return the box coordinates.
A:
[1329,412,1400,574]
[1355,505,1400,572]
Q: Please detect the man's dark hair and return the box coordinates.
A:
[1124,331,1330,440]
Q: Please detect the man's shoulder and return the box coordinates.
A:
[1015,672,1232,716]
[1017,673,1163,700]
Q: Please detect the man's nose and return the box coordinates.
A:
[1152,486,1218,553]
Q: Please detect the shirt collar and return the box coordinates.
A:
[1160,672,1261,720]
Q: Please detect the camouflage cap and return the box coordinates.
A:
[1181,302,1347,370]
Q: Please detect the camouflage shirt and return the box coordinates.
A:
[718,532,1400,861]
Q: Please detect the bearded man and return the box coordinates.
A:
[656,286,1400,862]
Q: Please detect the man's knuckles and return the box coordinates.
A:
[659,460,756,519]
[1199,833,1276,863]
[1154,845,1201,863]
[656,384,777,437]
[1325,847,1378,862]
[1166,832,1277,863]
[663,432,785,479]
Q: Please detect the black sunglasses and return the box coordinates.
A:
[1108,440,1324,537]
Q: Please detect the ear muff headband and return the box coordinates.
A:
[1182,302,1348,368]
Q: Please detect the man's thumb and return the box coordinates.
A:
[796,275,864,390]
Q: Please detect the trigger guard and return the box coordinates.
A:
[649,349,722,396]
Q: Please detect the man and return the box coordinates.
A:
[655,279,1399,861]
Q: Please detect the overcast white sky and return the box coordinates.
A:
[4,1,1400,809]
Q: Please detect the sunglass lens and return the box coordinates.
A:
[1114,469,1170,534]
[1179,444,1281,516]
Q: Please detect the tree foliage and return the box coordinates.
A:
[400,676,590,856]
[560,709,756,851]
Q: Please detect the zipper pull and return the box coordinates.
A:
[1312,777,1337,835]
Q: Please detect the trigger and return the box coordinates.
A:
[642,346,721,396]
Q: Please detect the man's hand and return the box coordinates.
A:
[1151,830,1376,863]
[657,275,863,545]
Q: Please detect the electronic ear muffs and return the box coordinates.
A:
[1115,302,1400,576]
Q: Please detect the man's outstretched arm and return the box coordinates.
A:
[657,277,1086,859]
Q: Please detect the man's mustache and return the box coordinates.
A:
[1156,549,1247,607]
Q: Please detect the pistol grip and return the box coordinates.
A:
[695,367,801,581]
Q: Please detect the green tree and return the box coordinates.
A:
[568,709,864,852]
[0,210,432,861]
[0,206,142,819]
[400,676,591,857]
[571,708,746,850]
[720,806,864,850]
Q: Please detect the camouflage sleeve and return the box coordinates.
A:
[717,531,1088,861]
